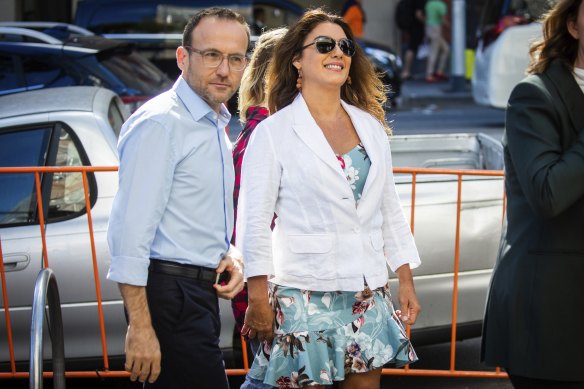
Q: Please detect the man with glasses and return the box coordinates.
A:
[107,7,248,389]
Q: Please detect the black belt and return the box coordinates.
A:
[149,259,217,283]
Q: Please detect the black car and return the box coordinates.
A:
[73,0,403,106]
[0,24,173,111]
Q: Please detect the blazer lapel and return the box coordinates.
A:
[343,101,381,205]
[546,60,584,134]
[291,94,346,178]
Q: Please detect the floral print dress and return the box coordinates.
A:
[246,144,418,388]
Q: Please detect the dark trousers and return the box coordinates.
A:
[509,374,584,388]
[144,270,229,389]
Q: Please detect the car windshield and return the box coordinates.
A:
[97,49,171,95]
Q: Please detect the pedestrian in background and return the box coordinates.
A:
[237,9,421,388]
[106,7,247,388]
[342,0,366,40]
[481,0,584,387]
[397,0,427,80]
[251,7,266,36]
[231,26,288,389]
[424,0,449,82]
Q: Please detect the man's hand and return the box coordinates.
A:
[213,245,244,299]
[124,323,161,383]
[241,275,274,343]
[118,284,161,383]
[395,264,421,326]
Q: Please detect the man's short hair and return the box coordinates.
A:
[182,7,250,50]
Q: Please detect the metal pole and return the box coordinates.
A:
[29,268,66,389]
[450,0,466,92]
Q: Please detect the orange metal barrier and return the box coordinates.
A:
[0,165,508,381]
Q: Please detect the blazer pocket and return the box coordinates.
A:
[370,231,384,251]
[288,234,333,253]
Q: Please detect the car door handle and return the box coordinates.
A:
[2,253,30,272]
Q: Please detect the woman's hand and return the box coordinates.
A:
[241,275,274,343]
[395,264,421,325]
[242,300,274,343]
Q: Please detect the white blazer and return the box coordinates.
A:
[236,94,420,291]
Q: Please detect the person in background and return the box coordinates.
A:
[237,9,421,389]
[251,7,267,36]
[231,26,288,389]
[106,7,247,388]
[342,0,366,40]
[481,1,584,387]
[424,0,449,82]
[399,0,427,80]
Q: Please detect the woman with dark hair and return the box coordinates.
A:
[237,9,420,389]
[481,1,584,387]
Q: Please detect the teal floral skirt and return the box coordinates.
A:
[247,281,418,388]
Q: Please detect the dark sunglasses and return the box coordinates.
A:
[300,36,356,57]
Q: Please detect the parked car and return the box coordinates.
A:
[0,25,172,112]
[73,0,403,104]
[472,0,552,108]
[0,86,504,373]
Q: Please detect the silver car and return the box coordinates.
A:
[0,87,504,372]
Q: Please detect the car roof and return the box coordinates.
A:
[0,86,108,119]
[0,26,130,53]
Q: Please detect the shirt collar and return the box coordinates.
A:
[173,77,232,129]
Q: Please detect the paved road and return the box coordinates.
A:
[390,101,505,140]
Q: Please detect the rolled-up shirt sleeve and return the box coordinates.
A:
[107,117,175,286]
[381,136,421,272]
[236,123,280,279]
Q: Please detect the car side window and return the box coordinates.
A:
[0,124,94,227]
[108,98,125,137]
[47,127,87,219]
[0,127,51,225]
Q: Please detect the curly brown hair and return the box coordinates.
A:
[266,8,389,131]
[528,0,582,74]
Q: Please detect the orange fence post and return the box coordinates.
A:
[0,239,16,375]
[449,174,463,371]
[81,171,110,371]
[410,172,417,234]
[33,172,49,269]
[241,335,250,371]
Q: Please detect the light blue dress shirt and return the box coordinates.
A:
[107,77,234,286]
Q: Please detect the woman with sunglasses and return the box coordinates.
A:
[236,9,421,389]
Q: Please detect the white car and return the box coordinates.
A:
[472,22,542,108]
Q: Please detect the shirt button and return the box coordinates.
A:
[353,227,361,233]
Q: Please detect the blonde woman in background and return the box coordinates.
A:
[230,27,288,389]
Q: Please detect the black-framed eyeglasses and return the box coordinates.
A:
[183,46,248,71]
[299,36,356,57]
